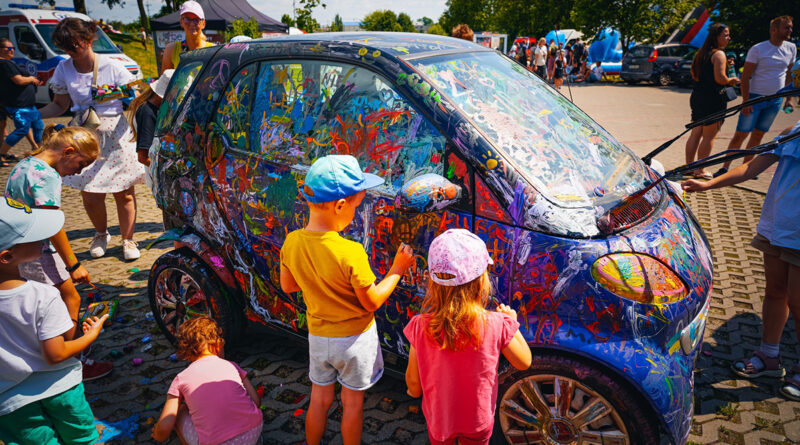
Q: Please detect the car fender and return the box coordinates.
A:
[149,227,238,291]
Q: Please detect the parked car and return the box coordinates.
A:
[621,43,694,86]
[0,6,142,104]
[148,33,712,444]
[671,49,696,87]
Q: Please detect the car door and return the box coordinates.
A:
[206,58,466,350]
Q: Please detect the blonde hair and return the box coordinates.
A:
[127,86,155,142]
[771,15,793,28]
[176,316,224,360]
[30,124,100,160]
[422,270,493,351]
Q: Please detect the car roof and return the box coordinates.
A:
[0,8,91,23]
[246,32,485,58]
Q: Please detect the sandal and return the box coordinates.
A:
[692,171,713,180]
[731,350,786,378]
[779,366,800,401]
[1,153,18,161]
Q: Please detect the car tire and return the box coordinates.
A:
[658,72,672,87]
[148,248,244,345]
[491,352,660,444]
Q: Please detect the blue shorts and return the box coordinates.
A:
[735,93,782,133]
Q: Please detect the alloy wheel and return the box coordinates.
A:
[152,267,212,337]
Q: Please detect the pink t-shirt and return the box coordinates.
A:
[167,355,262,445]
[404,311,519,441]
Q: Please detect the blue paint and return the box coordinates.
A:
[94,413,140,442]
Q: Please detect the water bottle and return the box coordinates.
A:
[785,104,794,113]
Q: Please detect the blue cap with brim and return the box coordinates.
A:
[301,155,385,203]
[0,197,64,251]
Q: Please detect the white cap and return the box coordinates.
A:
[150,69,174,99]
[230,35,252,43]
[0,197,64,251]
[179,1,205,20]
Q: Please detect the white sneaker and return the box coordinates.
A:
[122,239,140,261]
[89,232,111,258]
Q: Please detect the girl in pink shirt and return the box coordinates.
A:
[152,316,263,445]
[404,229,532,444]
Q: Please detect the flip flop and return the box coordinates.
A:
[1,153,18,161]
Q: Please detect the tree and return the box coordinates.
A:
[361,10,399,31]
[295,0,325,33]
[281,14,295,28]
[420,17,434,26]
[427,23,448,36]
[397,13,416,33]
[330,14,344,32]
[709,0,797,49]
[439,0,497,34]
[136,0,149,33]
[226,17,261,41]
[571,0,695,55]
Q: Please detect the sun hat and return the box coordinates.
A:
[149,69,174,99]
[0,197,64,251]
[428,229,493,287]
[301,155,384,203]
[179,1,205,20]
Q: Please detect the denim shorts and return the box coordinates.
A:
[308,321,384,391]
[735,93,782,133]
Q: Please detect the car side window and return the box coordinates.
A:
[156,61,204,135]
[250,60,446,193]
[0,27,9,40]
[214,63,256,151]
[14,26,43,60]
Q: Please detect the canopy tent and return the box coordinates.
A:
[151,0,288,33]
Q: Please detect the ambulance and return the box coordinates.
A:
[0,5,142,104]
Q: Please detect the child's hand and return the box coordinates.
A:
[82,314,109,338]
[496,303,517,320]
[390,243,415,274]
[681,179,708,193]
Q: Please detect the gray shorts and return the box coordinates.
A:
[308,321,384,391]
[18,246,70,286]
[751,233,800,268]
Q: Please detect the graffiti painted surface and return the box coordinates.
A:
[150,33,713,443]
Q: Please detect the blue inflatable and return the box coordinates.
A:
[544,30,570,46]
[588,28,624,63]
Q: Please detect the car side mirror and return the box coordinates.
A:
[116,44,124,52]
[395,173,461,213]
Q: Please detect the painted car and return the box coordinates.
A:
[148,33,712,445]
[0,7,142,104]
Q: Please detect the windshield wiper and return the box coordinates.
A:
[642,88,799,166]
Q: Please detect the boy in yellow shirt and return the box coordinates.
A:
[280,155,415,445]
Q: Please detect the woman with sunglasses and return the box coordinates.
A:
[38,18,145,262]
[161,1,214,73]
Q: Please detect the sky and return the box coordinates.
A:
[0,0,448,27]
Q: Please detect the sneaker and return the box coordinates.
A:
[122,239,140,261]
[712,167,728,178]
[780,366,800,401]
[82,358,113,381]
[89,232,111,258]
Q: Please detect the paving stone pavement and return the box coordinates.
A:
[2,102,799,444]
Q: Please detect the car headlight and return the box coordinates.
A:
[591,253,688,304]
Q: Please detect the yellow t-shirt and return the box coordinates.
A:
[280,229,377,337]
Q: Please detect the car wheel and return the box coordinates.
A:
[658,72,671,87]
[492,353,660,444]
[148,248,244,344]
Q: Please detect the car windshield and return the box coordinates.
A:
[628,46,653,58]
[36,25,120,54]
[413,51,648,207]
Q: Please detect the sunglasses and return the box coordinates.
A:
[1,46,14,51]
[181,17,201,25]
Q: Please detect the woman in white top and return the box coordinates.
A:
[39,18,145,260]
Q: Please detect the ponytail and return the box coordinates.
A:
[127,86,155,142]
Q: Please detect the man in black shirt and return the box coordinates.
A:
[0,38,44,164]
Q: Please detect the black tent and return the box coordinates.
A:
[151,0,288,33]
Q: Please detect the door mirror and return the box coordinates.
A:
[116,44,124,52]
[395,173,461,213]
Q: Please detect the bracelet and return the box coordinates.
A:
[66,261,82,273]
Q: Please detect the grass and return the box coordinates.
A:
[716,401,740,420]
[108,32,157,78]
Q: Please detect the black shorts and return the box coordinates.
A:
[690,89,726,123]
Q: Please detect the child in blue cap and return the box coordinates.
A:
[0,197,108,443]
[280,155,415,445]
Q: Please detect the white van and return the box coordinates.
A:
[0,6,142,104]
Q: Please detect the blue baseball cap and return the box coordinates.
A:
[301,155,384,203]
[0,197,64,251]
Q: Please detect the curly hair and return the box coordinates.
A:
[451,24,474,42]
[176,316,224,360]
[52,18,97,52]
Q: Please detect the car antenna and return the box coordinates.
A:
[554,24,574,103]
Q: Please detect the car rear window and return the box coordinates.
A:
[156,61,204,135]
[628,46,653,58]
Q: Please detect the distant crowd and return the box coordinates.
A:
[508,36,606,87]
